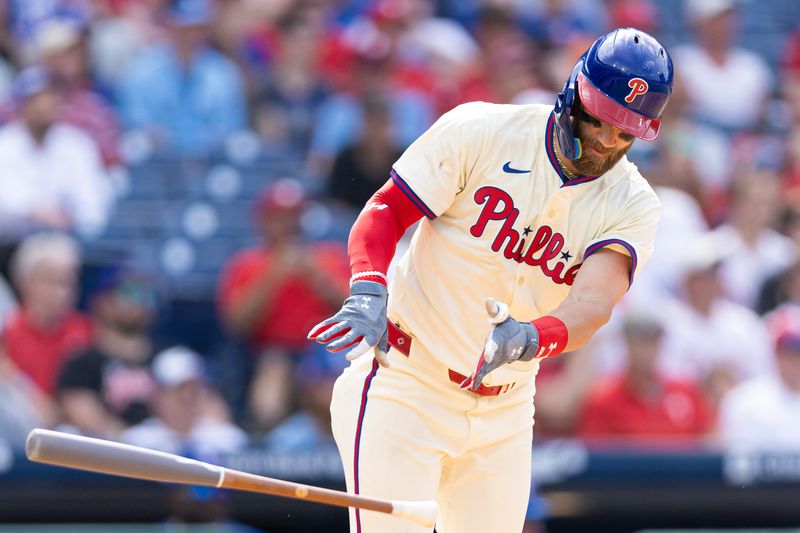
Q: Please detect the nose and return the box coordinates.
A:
[595,124,621,149]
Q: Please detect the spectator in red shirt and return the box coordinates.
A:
[0,232,92,427]
[218,178,349,431]
[578,312,714,445]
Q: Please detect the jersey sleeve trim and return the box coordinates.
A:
[390,168,437,220]
[584,238,637,286]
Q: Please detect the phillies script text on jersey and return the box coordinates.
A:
[469,186,581,285]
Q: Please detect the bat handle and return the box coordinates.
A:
[484,297,508,324]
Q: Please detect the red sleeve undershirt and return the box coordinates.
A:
[348,178,425,286]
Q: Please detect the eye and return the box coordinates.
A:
[577,109,602,128]
[619,132,635,142]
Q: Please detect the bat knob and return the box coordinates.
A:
[484,297,509,324]
[391,500,439,528]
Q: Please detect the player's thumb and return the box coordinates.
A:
[375,329,391,368]
[483,326,499,363]
[344,338,373,361]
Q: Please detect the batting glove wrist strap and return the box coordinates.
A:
[349,280,388,298]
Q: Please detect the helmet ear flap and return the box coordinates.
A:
[553,56,584,160]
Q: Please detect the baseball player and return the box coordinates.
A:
[308,28,674,532]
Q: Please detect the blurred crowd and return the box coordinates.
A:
[0,0,799,521]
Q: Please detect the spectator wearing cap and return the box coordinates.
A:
[658,233,774,406]
[122,348,252,530]
[122,346,247,457]
[117,0,246,155]
[674,0,772,133]
[217,178,349,431]
[29,17,122,167]
[264,343,347,452]
[0,65,113,242]
[578,311,714,443]
[1,233,92,406]
[719,304,800,452]
[56,268,159,439]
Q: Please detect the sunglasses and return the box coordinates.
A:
[114,281,157,309]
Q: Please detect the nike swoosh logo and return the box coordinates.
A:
[502,161,530,174]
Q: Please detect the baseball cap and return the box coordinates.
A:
[168,0,214,27]
[33,18,81,58]
[685,0,736,23]
[152,346,205,388]
[677,232,734,277]
[257,178,307,212]
[90,267,158,309]
[766,305,800,354]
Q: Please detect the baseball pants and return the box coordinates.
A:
[330,344,536,533]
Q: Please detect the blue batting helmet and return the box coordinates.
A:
[553,28,674,159]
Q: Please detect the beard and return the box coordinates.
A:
[570,118,633,176]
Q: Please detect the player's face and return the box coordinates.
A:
[571,107,635,176]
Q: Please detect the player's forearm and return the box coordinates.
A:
[547,295,615,352]
[348,179,423,286]
[532,248,630,356]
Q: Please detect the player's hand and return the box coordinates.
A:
[307,281,390,366]
[461,298,540,392]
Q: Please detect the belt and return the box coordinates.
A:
[386,321,516,397]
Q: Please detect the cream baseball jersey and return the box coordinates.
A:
[387,101,661,385]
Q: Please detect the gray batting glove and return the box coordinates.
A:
[307,281,390,366]
[461,298,540,392]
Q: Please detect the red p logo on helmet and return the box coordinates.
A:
[625,78,649,103]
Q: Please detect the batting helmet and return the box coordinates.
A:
[553,28,674,160]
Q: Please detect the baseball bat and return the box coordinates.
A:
[26,429,437,527]
[485,297,508,324]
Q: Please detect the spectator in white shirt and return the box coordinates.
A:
[121,346,247,458]
[719,304,800,453]
[713,172,798,309]
[675,0,772,132]
[660,233,774,406]
[0,66,113,242]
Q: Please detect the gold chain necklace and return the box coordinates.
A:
[552,129,577,181]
